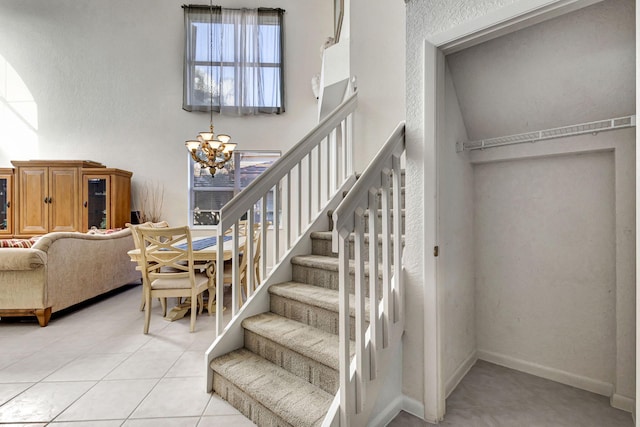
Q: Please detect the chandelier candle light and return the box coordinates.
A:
[185,126,236,175]
[185,1,237,175]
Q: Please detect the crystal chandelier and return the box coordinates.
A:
[184,1,236,176]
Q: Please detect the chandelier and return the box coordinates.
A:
[185,126,236,176]
[185,1,236,176]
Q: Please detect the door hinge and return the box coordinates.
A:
[434,245,439,257]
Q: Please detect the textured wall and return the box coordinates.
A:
[475,149,616,386]
[404,0,523,412]
[0,0,332,226]
[447,0,635,141]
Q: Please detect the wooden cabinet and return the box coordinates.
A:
[82,168,132,231]
[10,160,132,237]
[0,168,13,237]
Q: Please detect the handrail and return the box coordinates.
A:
[212,93,358,336]
[328,121,406,426]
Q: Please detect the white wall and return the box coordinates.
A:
[350,0,405,173]
[476,150,616,389]
[470,128,636,407]
[0,0,332,226]
[440,63,476,395]
[446,0,635,141]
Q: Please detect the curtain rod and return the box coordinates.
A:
[182,4,285,12]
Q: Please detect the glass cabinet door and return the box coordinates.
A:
[84,176,110,230]
[0,173,12,235]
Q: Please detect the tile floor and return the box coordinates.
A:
[388,360,634,427]
[0,284,256,426]
[1,285,635,427]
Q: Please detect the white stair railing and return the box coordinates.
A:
[213,93,358,336]
[327,122,406,426]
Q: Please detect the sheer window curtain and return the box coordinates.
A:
[183,6,285,116]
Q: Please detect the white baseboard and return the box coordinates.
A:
[367,394,426,427]
[445,350,477,398]
[611,393,635,413]
[477,349,614,397]
[402,395,426,421]
[367,395,403,427]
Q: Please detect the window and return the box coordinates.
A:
[182,5,285,115]
[189,151,280,227]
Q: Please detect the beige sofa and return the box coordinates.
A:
[0,229,141,326]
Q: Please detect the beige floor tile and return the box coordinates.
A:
[198,414,258,426]
[121,417,200,426]
[0,383,32,406]
[49,420,124,426]
[129,376,211,419]
[105,351,183,380]
[165,351,207,378]
[43,352,130,382]
[56,378,158,421]
[0,381,94,423]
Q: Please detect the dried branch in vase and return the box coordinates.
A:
[132,181,165,223]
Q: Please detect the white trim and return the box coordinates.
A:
[429,0,603,54]
[402,395,427,423]
[611,393,635,414]
[445,350,477,398]
[367,395,404,427]
[478,350,614,397]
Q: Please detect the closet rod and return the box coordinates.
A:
[458,115,636,152]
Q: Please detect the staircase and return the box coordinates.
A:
[210,228,366,425]
[204,91,405,426]
[210,174,405,426]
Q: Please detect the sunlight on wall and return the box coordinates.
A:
[0,54,38,163]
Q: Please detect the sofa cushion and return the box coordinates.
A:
[0,238,38,248]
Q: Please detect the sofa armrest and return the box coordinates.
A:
[0,249,46,271]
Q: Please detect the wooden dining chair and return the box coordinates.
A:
[127,221,169,312]
[136,225,214,333]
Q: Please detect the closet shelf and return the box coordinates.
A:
[458,115,636,152]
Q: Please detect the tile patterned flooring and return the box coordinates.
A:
[0,284,634,427]
[388,360,634,427]
[0,284,255,426]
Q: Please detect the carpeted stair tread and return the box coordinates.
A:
[242,312,354,371]
[211,348,333,427]
[269,281,370,321]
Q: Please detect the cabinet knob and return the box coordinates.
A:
[83,201,87,208]
[44,197,48,204]
[5,201,9,208]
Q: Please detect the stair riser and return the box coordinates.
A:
[244,329,339,395]
[312,237,400,260]
[270,294,364,341]
[213,374,294,427]
[291,264,382,297]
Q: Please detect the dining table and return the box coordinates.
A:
[127,234,245,321]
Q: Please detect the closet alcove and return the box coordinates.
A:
[439,0,635,411]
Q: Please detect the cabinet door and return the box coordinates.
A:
[0,173,12,236]
[49,167,79,233]
[83,175,110,231]
[18,167,48,235]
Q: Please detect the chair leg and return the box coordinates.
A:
[143,291,152,334]
[197,294,204,315]
[208,286,215,316]
[190,294,198,332]
[160,298,167,317]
